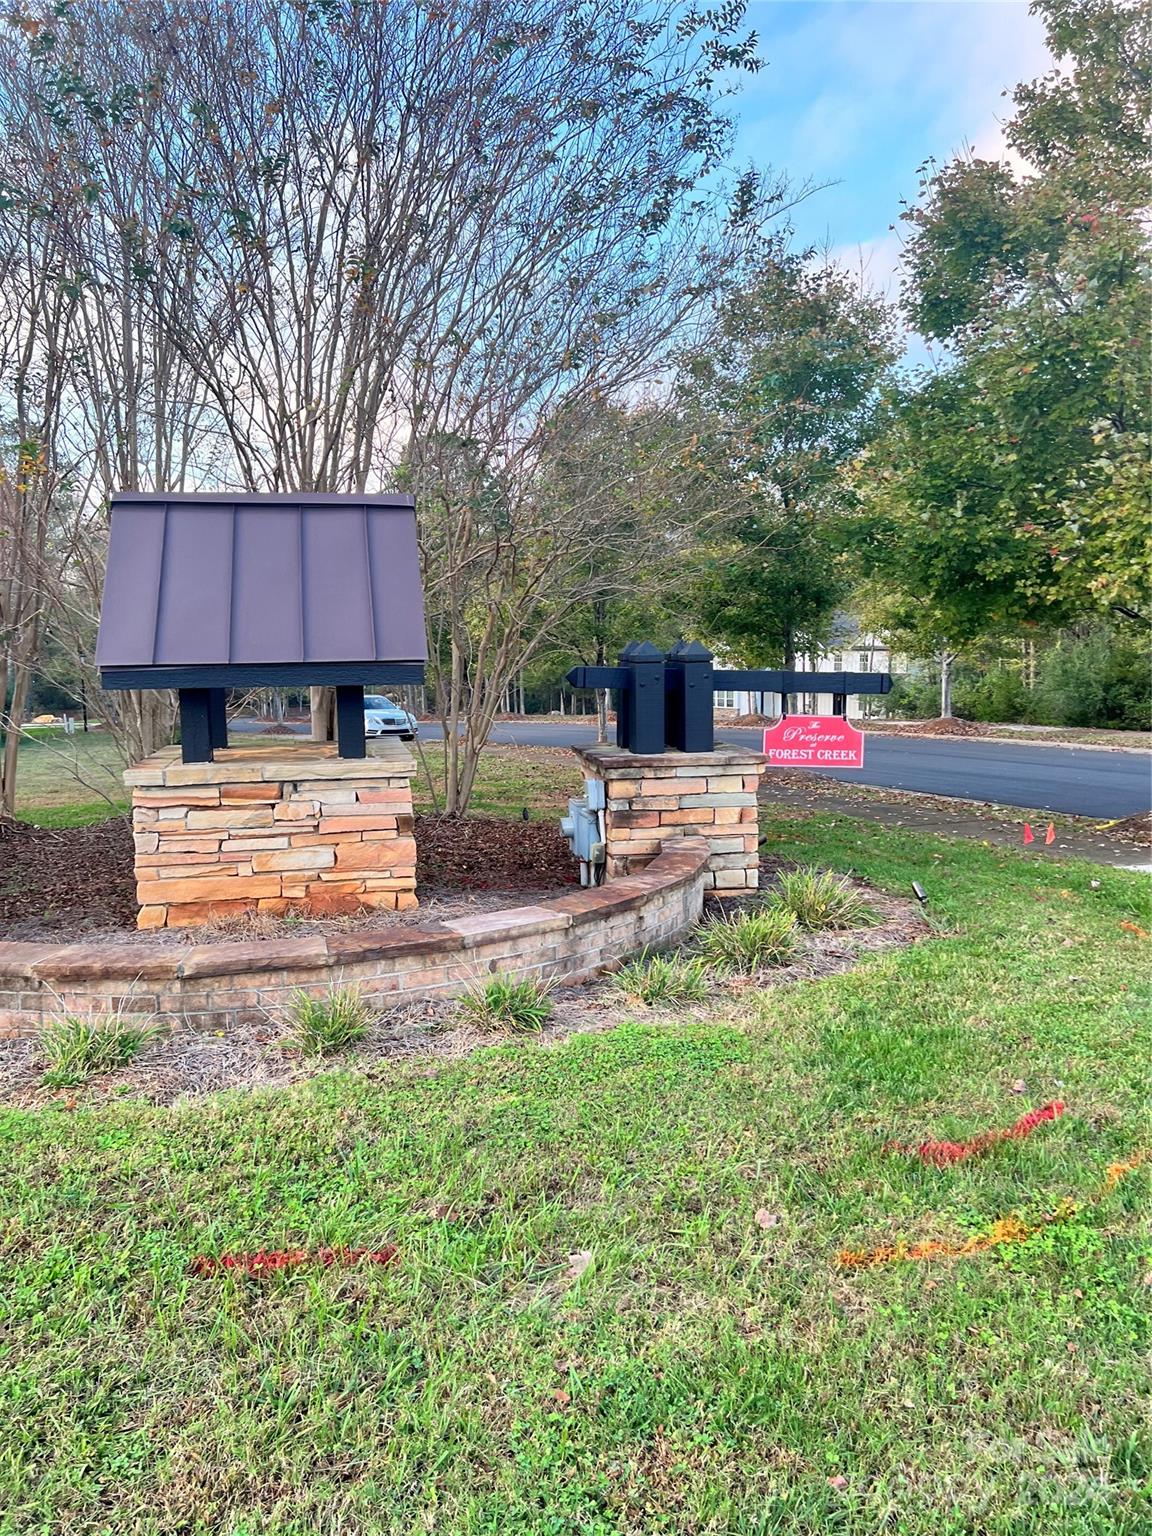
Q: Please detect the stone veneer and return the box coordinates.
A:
[126,739,417,928]
[575,744,765,891]
[0,840,710,1036]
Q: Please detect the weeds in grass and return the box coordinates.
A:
[458,974,553,1032]
[773,866,872,930]
[612,949,710,1005]
[284,988,369,1056]
[696,904,798,972]
[39,1011,160,1087]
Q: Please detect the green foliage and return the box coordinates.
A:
[284,988,370,1057]
[888,629,1151,730]
[682,254,897,664]
[855,0,1151,641]
[457,974,554,1033]
[696,902,798,971]
[773,867,872,931]
[39,1012,159,1087]
[1031,630,1152,731]
[612,949,711,1005]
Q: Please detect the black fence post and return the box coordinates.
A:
[665,640,714,753]
[335,685,366,758]
[614,641,638,750]
[178,688,214,764]
[626,641,666,754]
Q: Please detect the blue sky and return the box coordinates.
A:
[732,0,1054,305]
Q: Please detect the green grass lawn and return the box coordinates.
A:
[1,813,1148,1535]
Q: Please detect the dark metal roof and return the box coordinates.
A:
[96,492,427,679]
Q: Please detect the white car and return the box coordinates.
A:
[364,694,418,741]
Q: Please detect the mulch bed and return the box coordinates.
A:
[0,813,578,941]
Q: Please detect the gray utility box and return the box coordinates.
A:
[560,777,606,886]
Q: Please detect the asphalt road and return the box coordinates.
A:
[234,719,1151,819]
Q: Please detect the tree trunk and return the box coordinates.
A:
[0,651,33,818]
[310,686,335,743]
[939,652,956,718]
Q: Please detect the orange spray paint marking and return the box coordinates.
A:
[838,1150,1149,1271]
[190,1244,398,1277]
[888,1101,1065,1167]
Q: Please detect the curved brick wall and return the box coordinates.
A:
[0,839,709,1036]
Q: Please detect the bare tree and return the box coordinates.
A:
[2,0,784,808]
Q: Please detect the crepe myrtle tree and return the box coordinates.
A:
[413,399,742,812]
[2,0,784,773]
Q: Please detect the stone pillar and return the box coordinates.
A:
[574,744,765,893]
[125,739,417,928]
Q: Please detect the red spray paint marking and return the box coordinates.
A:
[887,1101,1065,1167]
[190,1244,398,1277]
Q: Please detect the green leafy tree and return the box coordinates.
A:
[680,253,897,666]
[858,0,1151,655]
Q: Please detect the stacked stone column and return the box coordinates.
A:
[126,740,417,928]
[574,745,765,892]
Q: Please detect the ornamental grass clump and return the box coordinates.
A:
[39,1012,161,1087]
[696,904,798,973]
[773,866,872,930]
[285,987,370,1056]
[458,974,553,1033]
[612,950,710,1005]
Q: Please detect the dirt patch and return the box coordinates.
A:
[0,813,578,942]
[1105,812,1152,847]
[878,717,991,738]
[0,863,925,1109]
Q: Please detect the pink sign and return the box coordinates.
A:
[762,715,865,768]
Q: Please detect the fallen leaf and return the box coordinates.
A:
[827,1474,849,1490]
[551,1387,571,1406]
[565,1250,593,1280]
[754,1209,781,1230]
[1011,1079,1027,1094]
[1120,921,1149,939]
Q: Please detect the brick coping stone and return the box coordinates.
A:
[0,840,710,1034]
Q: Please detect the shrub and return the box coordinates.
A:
[39,1012,160,1087]
[458,974,553,1033]
[612,950,710,1005]
[285,987,369,1056]
[696,905,798,972]
[773,867,872,931]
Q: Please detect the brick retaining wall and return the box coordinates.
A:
[0,840,709,1037]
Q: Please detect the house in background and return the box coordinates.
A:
[713,617,901,720]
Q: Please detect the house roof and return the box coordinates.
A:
[96,492,427,687]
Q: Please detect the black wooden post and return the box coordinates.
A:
[665,640,714,753]
[178,688,214,764]
[625,640,666,754]
[614,641,638,750]
[831,693,847,717]
[208,688,229,749]
[335,685,366,758]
